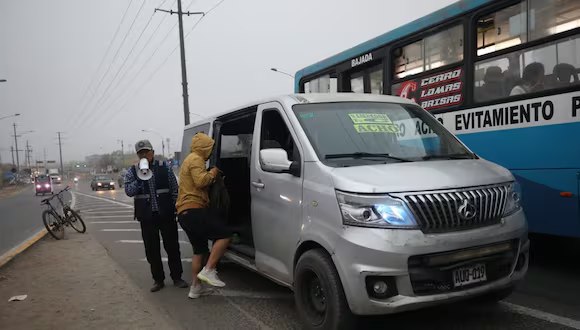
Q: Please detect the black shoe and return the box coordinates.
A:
[150,282,165,292]
[173,279,188,288]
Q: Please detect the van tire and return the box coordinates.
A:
[294,249,355,330]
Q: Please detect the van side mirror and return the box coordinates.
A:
[260,148,292,173]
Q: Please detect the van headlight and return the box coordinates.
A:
[336,191,418,229]
[503,182,522,216]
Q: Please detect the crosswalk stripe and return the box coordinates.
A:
[101,229,184,232]
[117,239,189,244]
[83,210,134,214]
[101,229,141,232]
[84,215,134,219]
[90,221,137,224]
[140,257,192,262]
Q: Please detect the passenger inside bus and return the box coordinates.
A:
[510,62,545,96]
[552,63,579,87]
[475,66,504,102]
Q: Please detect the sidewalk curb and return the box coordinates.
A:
[0,229,48,268]
[0,190,76,269]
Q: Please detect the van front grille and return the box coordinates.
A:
[399,184,510,233]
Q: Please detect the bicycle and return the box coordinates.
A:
[41,186,86,239]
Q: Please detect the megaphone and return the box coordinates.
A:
[137,158,153,181]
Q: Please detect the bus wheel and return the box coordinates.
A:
[294,249,354,330]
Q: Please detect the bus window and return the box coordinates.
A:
[474,35,580,102]
[304,74,336,93]
[477,2,527,56]
[394,41,423,79]
[425,24,464,71]
[394,24,464,79]
[370,67,383,94]
[529,0,580,41]
[350,74,364,93]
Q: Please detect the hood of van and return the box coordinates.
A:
[330,159,513,194]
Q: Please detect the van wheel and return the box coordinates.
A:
[294,249,355,330]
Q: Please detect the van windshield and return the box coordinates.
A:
[292,102,474,167]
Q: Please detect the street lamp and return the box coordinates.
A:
[0,79,6,83]
[0,113,20,121]
[270,68,294,78]
[141,129,165,158]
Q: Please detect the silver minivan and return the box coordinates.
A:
[180,94,529,329]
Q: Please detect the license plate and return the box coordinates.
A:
[452,263,487,287]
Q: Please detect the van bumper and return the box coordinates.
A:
[332,210,528,315]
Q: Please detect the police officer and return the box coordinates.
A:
[124,140,188,292]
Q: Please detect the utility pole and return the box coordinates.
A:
[118,139,124,168]
[166,138,171,159]
[155,1,205,126]
[26,140,32,170]
[57,132,64,176]
[10,146,15,166]
[12,123,20,172]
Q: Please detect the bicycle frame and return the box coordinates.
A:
[42,187,71,220]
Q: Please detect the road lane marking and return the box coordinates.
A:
[101,229,184,232]
[82,209,134,213]
[140,258,192,262]
[73,191,132,208]
[90,221,138,224]
[118,240,189,244]
[500,302,580,329]
[84,215,135,219]
[213,289,292,300]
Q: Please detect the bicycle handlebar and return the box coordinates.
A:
[40,186,71,204]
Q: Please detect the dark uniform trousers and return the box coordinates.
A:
[139,212,183,283]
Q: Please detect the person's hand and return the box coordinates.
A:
[209,167,220,176]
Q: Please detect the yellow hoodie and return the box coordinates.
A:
[176,133,216,214]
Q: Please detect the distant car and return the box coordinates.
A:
[90,175,115,191]
[49,173,62,184]
[35,175,53,196]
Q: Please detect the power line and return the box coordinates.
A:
[90,0,198,128]
[74,0,135,114]
[69,0,136,128]
[101,0,226,126]
[81,0,187,130]
[96,0,177,116]
[82,5,156,124]
[73,0,146,128]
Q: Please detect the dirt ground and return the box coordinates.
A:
[0,231,180,330]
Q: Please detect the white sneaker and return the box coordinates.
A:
[188,284,211,299]
[197,267,226,287]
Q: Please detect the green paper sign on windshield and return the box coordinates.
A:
[348,113,399,133]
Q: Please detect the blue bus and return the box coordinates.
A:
[295,0,580,238]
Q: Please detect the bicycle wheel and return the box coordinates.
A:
[67,209,86,233]
[43,210,64,240]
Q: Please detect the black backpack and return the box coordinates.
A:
[209,173,230,221]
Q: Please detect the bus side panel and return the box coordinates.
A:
[512,169,580,237]
[457,122,580,238]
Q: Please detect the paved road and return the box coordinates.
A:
[36,180,580,328]
[0,183,72,258]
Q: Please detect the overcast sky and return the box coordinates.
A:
[0,0,456,163]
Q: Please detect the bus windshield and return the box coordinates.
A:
[293,102,474,167]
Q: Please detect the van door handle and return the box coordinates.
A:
[251,181,265,189]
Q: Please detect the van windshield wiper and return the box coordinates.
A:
[324,152,413,162]
[422,153,475,160]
